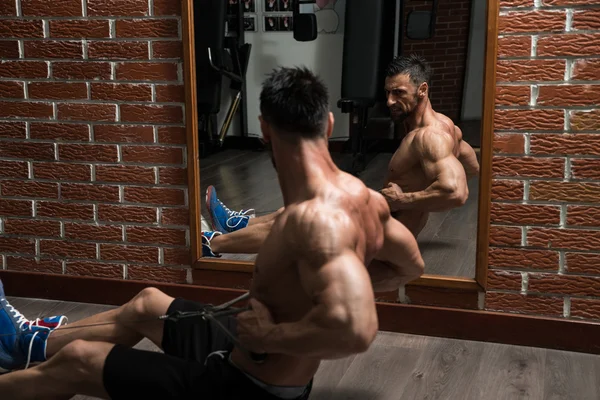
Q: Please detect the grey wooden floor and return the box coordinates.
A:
[7,297,600,399]
[199,150,479,278]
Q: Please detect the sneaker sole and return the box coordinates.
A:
[205,186,218,232]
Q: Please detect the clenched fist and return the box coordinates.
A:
[380,182,403,211]
[236,298,275,354]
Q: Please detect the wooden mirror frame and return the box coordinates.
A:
[183,0,500,298]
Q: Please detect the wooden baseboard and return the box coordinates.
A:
[2,271,599,355]
[0,270,245,306]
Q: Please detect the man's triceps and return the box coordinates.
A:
[379,217,424,275]
[458,140,480,177]
[264,251,378,359]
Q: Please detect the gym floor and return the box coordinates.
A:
[200,149,479,277]
[10,296,600,400]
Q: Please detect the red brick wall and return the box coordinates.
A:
[487,0,600,321]
[402,0,471,121]
[0,0,190,283]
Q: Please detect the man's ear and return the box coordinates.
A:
[326,112,334,139]
[259,115,271,142]
[419,82,428,99]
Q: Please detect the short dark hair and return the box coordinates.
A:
[259,66,329,139]
[385,54,432,87]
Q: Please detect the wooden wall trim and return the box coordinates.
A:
[182,0,202,263]
[2,271,600,355]
[377,302,600,355]
[474,0,500,290]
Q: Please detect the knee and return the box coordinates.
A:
[123,287,165,320]
[57,340,96,373]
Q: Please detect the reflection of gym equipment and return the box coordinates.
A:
[406,0,440,40]
[194,0,318,158]
[194,0,253,157]
[337,0,439,175]
[337,0,397,175]
[293,1,318,42]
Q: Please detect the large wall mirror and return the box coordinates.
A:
[183,0,498,298]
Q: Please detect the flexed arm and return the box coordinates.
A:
[384,130,469,212]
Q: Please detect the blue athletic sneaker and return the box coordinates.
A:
[206,185,254,233]
[202,231,222,258]
[26,315,68,330]
[0,280,52,373]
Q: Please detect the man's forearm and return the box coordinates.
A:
[389,183,464,212]
[263,307,376,359]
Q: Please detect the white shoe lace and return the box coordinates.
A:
[3,300,38,370]
[205,350,228,366]
[215,199,255,230]
[5,301,28,330]
[23,331,40,370]
[226,209,255,229]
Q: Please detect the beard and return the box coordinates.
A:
[389,91,420,123]
[390,111,409,123]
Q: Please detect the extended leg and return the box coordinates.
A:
[0,336,208,400]
[46,287,174,358]
[0,284,175,374]
[247,209,281,226]
[203,208,283,256]
[209,210,280,254]
[0,340,114,400]
[202,185,284,255]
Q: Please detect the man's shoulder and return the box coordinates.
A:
[284,201,353,233]
[411,126,455,154]
[282,202,358,253]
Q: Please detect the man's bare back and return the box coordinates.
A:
[232,170,420,386]
[383,110,479,235]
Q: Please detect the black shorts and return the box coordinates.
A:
[102,297,312,400]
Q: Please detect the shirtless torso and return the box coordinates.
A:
[231,170,394,387]
[384,110,479,236]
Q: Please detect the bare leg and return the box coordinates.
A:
[211,208,283,254]
[247,208,283,226]
[0,340,114,400]
[46,287,174,358]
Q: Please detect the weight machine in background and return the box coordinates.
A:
[192,0,439,168]
[193,0,317,158]
[337,0,440,175]
[193,0,253,157]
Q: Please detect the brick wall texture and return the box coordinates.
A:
[402,0,471,121]
[487,0,600,322]
[0,0,190,284]
[2,0,600,323]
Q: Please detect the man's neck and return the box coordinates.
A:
[273,138,337,206]
[403,98,433,132]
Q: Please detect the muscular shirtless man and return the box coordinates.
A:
[379,54,480,235]
[200,55,479,258]
[0,66,423,399]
